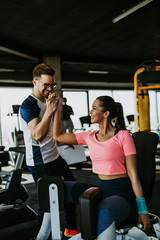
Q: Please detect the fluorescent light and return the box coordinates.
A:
[0,68,15,72]
[0,46,39,61]
[62,81,133,88]
[88,70,109,74]
[0,80,32,83]
[112,0,154,23]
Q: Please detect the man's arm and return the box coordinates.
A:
[28,94,59,142]
[28,114,52,142]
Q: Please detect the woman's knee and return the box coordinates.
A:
[97,195,131,235]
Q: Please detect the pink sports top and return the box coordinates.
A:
[75,130,136,175]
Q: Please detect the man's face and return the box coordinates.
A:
[35,74,56,98]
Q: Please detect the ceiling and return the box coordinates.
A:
[0,0,160,90]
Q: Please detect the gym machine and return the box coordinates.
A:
[134,60,160,131]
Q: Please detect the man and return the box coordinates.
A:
[62,97,74,132]
[20,63,79,237]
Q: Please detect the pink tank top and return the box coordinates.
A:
[75,130,136,175]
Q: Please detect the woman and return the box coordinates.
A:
[37,95,150,240]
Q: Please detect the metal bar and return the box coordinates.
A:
[139,85,160,90]
[49,183,61,240]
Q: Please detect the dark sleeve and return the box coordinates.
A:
[20,96,40,124]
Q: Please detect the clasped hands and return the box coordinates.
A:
[46,93,61,114]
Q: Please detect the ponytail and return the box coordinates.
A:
[115,102,126,130]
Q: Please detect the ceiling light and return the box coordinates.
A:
[112,0,154,23]
[88,70,109,74]
[0,68,15,72]
[0,46,39,61]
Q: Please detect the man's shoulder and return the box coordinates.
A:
[20,95,40,122]
[65,105,72,111]
[21,95,37,107]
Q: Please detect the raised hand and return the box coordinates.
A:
[46,93,59,116]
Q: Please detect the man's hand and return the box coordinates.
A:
[46,93,59,115]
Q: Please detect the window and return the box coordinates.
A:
[0,87,32,147]
[63,91,88,129]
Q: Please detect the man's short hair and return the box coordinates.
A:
[33,63,55,78]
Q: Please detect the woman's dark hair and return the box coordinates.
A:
[33,63,55,78]
[96,96,126,130]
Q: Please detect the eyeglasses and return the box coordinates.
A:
[36,79,57,89]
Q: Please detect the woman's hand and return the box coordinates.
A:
[137,214,151,231]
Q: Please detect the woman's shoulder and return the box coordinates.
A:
[75,130,97,145]
[116,129,132,138]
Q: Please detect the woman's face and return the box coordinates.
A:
[89,99,106,124]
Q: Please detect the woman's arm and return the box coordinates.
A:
[125,155,143,197]
[125,154,151,231]
[53,98,78,145]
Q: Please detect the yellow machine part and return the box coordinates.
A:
[138,89,150,131]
